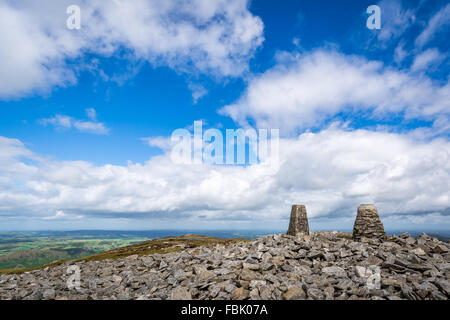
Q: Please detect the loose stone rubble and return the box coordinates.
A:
[353,204,386,240]
[0,231,449,300]
[287,205,310,236]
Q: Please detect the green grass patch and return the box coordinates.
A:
[0,235,249,275]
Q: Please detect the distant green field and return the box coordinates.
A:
[0,230,274,270]
[0,232,148,269]
[2,229,447,271]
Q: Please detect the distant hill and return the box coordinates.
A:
[0,234,249,274]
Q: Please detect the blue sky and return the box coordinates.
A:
[0,0,449,231]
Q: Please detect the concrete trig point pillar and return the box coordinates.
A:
[287,205,310,236]
[352,204,386,240]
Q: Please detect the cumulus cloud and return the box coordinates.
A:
[0,1,77,99]
[220,50,450,133]
[0,0,264,99]
[0,136,39,181]
[0,127,449,228]
[39,109,109,135]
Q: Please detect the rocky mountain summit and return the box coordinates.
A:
[0,231,449,300]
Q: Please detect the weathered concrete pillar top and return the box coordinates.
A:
[352,204,386,240]
[287,204,310,236]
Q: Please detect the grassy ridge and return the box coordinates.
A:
[0,249,93,269]
[0,234,250,275]
[0,233,149,270]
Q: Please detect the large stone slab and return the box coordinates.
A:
[352,204,386,240]
[287,205,310,236]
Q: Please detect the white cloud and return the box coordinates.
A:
[394,42,408,64]
[40,115,72,129]
[40,109,109,135]
[141,136,175,153]
[375,0,416,43]
[415,3,450,48]
[85,108,97,121]
[0,1,77,98]
[42,210,67,220]
[72,121,109,135]
[411,48,446,72]
[0,128,448,228]
[409,115,450,139]
[43,210,83,220]
[188,83,208,104]
[0,136,39,180]
[0,137,33,162]
[220,50,450,133]
[0,0,264,99]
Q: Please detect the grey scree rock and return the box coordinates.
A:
[1,231,449,300]
[287,205,310,236]
[352,204,386,240]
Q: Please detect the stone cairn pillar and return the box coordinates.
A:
[352,204,386,240]
[287,205,310,236]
